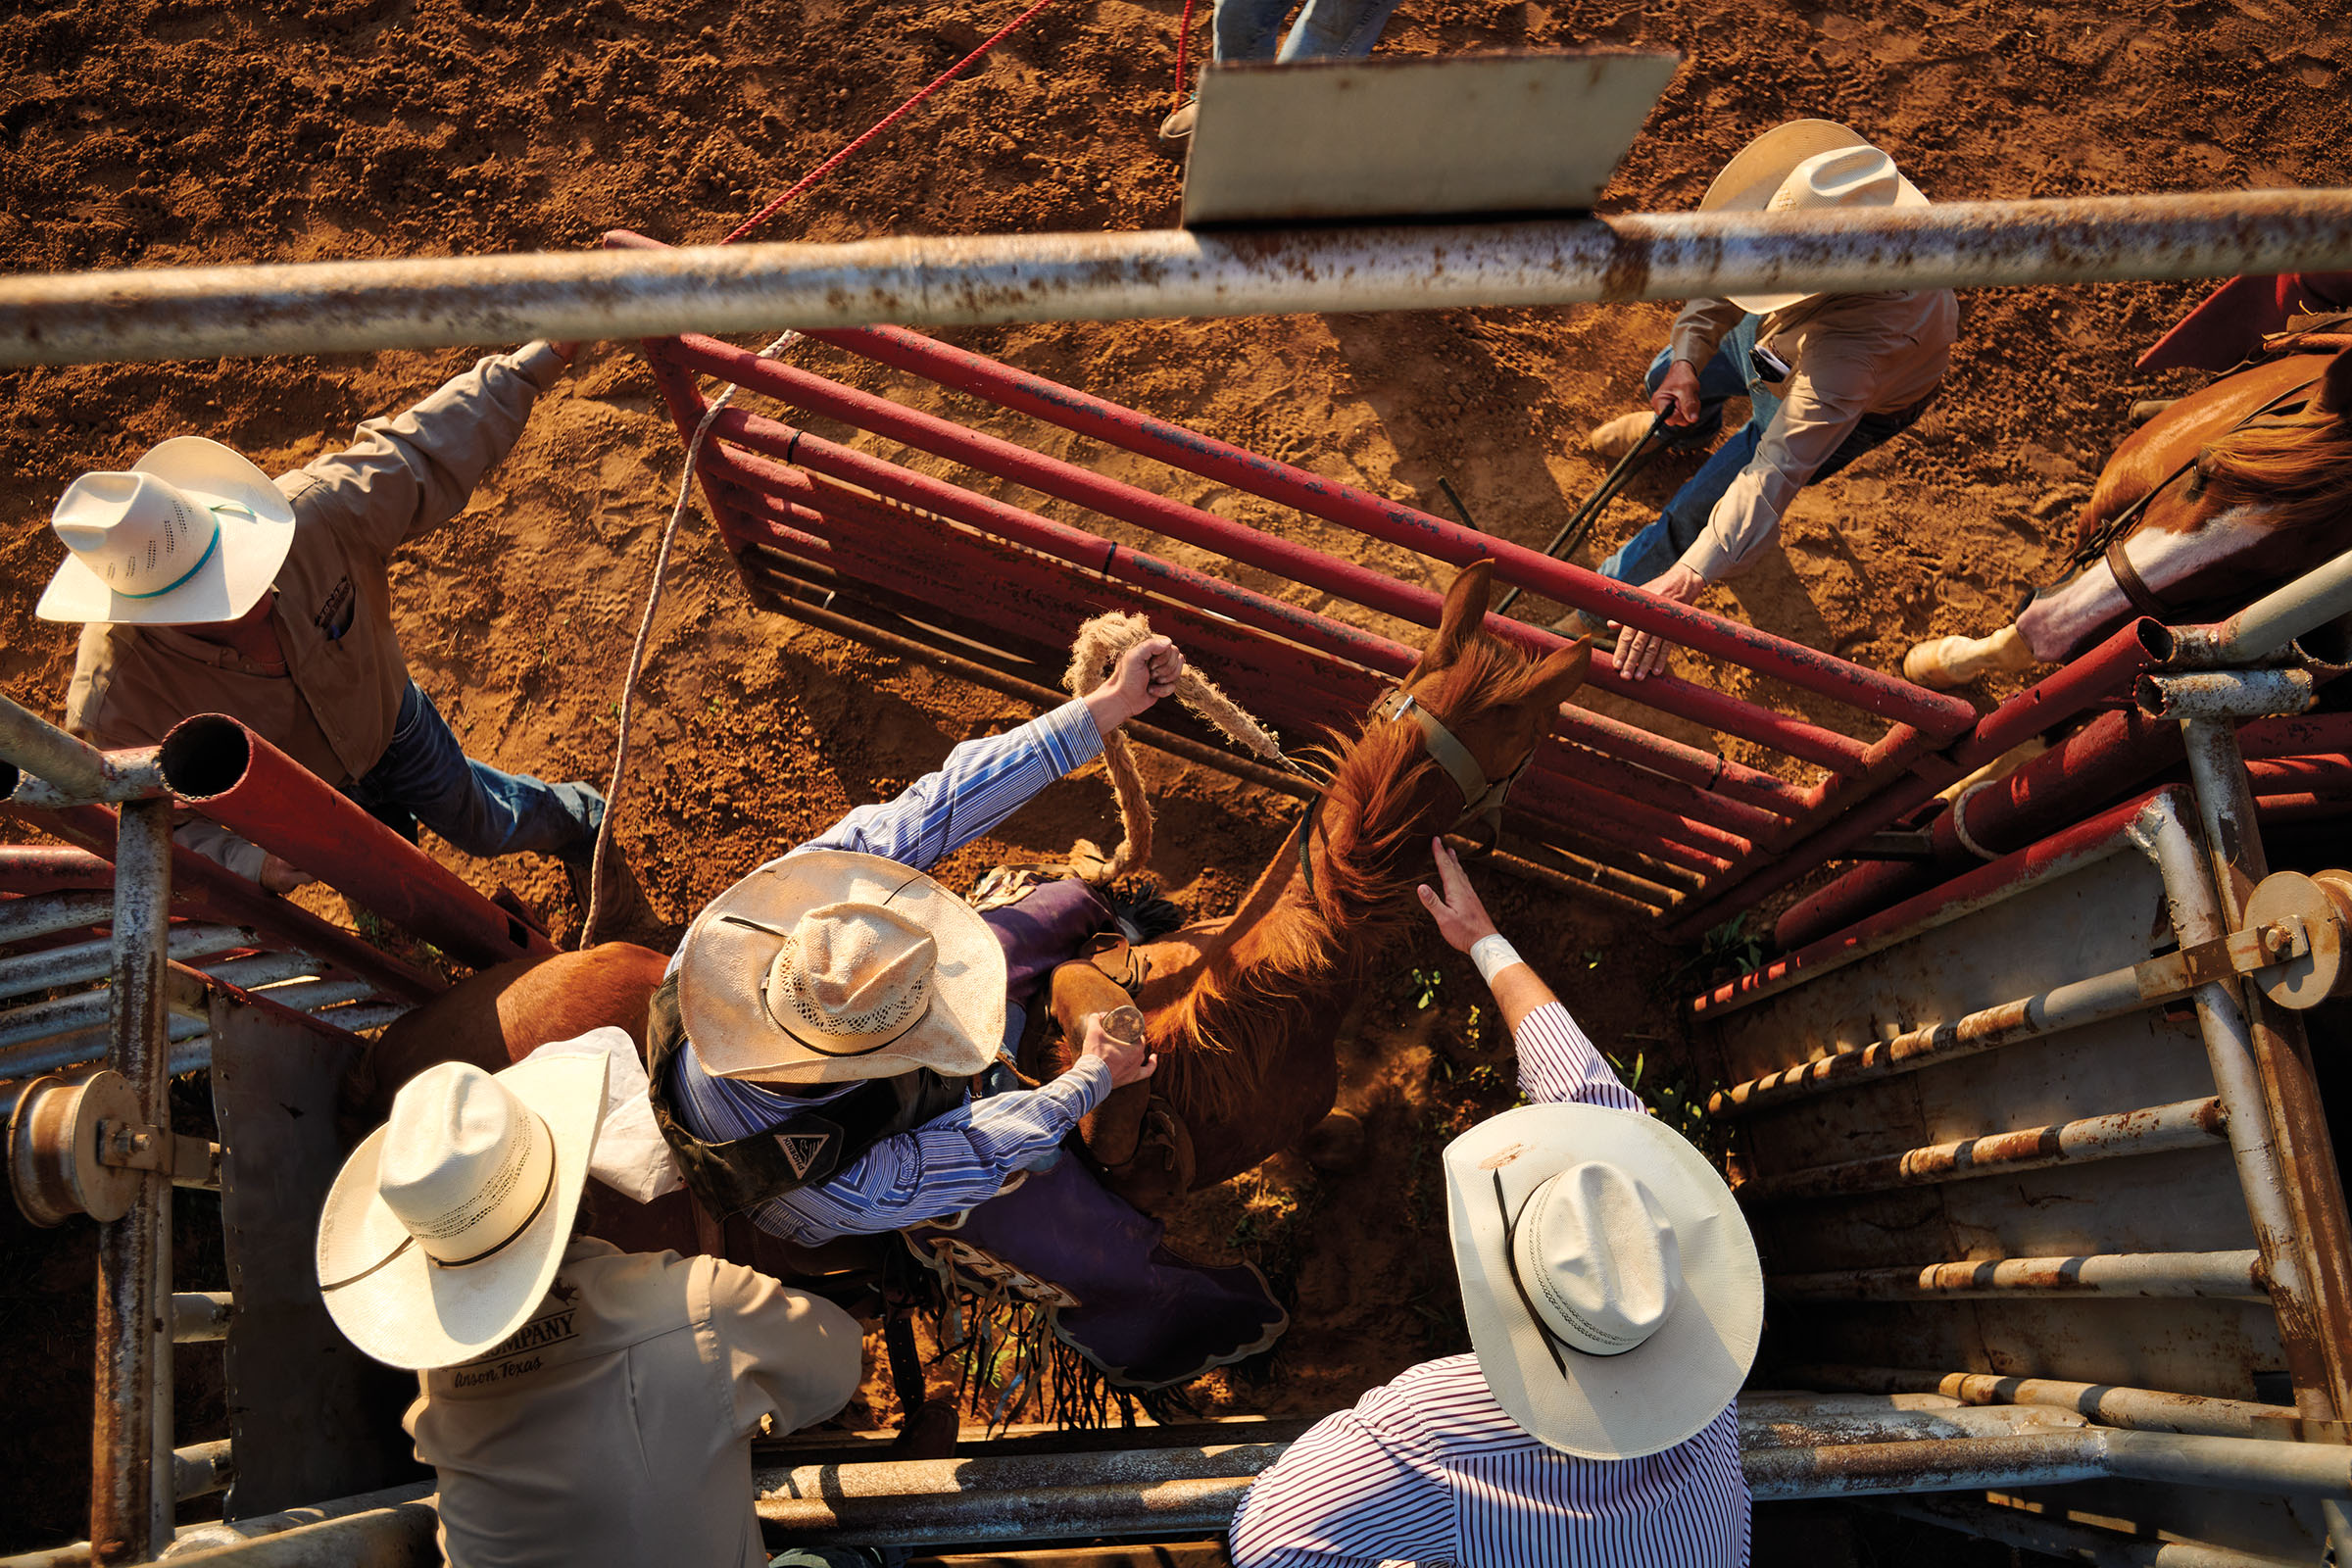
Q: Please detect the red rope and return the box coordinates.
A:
[1173,0,1198,100]
[717,0,1059,246]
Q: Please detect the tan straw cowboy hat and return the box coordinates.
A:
[677,849,1006,1086]
[1700,118,1929,315]
[37,436,296,625]
[317,1054,605,1371]
[1445,1101,1762,1458]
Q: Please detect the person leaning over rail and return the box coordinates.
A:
[316,1040,862,1568]
[1226,836,1763,1568]
[34,339,651,933]
[1572,119,1957,685]
[644,635,1178,1251]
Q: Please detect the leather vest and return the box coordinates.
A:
[642,974,969,1218]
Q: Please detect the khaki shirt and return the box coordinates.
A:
[1667,290,1956,582]
[407,1237,863,1568]
[63,343,568,784]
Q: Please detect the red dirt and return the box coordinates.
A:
[2,0,2346,1550]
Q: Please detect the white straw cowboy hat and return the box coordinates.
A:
[1700,119,1929,314]
[317,1054,605,1371]
[36,436,296,626]
[1445,1102,1762,1458]
[678,849,1006,1086]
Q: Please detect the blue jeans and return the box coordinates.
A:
[1597,316,1921,586]
[348,682,604,864]
[1214,0,1398,62]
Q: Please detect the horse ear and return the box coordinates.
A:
[1420,560,1495,668]
[1526,640,1592,707]
[2313,346,2352,416]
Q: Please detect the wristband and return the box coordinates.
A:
[1468,934,1523,985]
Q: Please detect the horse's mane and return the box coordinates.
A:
[2193,402,2352,533]
[1152,633,1554,1118]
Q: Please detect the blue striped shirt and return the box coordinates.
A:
[1226,1001,1750,1568]
[665,700,1114,1248]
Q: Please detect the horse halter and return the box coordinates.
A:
[1295,685,1529,893]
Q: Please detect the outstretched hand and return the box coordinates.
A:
[1415,837,1499,955]
[260,854,317,897]
[1611,563,1705,683]
[1084,635,1185,734]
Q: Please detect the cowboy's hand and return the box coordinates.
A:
[1611,564,1705,683]
[1077,1010,1157,1090]
[259,855,317,897]
[1651,361,1704,427]
[1086,635,1185,733]
[1416,837,1499,954]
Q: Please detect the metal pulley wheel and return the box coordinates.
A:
[8,1067,144,1227]
[2240,868,2352,1010]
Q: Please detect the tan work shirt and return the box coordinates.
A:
[63,342,567,783]
[407,1237,863,1568]
[1667,290,1957,582]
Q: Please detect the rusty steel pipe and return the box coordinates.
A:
[1780,1364,2301,1441]
[14,191,2350,361]
[1734,1096,2227,1200]
[2168,544,2352,667]
[1768,1249,2270,1302]
[0,847,118,897]
[0,888,120,944]
[1708,927,2154,1116]
[89,798,173,1565]
[0,923,253,1003]
[1872,1494,2318,1568]
[0,692,167,808]
[157,714,553,971]
[2138,668,2319,720]
[2166,731,2352,1420]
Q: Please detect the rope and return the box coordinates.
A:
[1173,0,1198,101]
[582,330,800,943]
[718,0,1061,245]
[585,0,1060,939]
[1062,612,1285,881]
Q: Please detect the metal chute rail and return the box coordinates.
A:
[6,186,2352,1564]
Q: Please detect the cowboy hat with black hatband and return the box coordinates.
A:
[38,437,297,626]
[1444,1101,1763,1459]
[318,1054,605,1371]
[677,849,1007,1087]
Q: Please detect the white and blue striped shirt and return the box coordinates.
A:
[665,700,1114,1248]
[1226,1003,1751,1568]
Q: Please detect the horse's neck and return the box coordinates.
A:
[1213,799,1428,988]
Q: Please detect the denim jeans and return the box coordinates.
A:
[348,681,603,864]
[1596,316,1920,586]
[1214,0,1399,63]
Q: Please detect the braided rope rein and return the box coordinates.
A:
[1062,611,1286,881]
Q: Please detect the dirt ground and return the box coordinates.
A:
[2,0,2348,1552]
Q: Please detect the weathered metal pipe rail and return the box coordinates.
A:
[1733,1096,2228,1201]
[1768,1249,2270,1302]
[1871,1494,2314,1568]
[8,190,2352,364]
[1781,1364,2303,1440]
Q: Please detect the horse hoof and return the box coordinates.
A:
[1302,1109,1366,1174]
[1902,638,1967,689]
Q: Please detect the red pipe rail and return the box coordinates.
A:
[158,715,555,972]
[627,280,2336,934]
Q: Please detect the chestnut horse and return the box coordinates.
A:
[1028,560,1591,1210]
[1905,344,2352,688]
[351,563,1589,1221]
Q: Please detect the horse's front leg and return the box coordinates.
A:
[1902,623,2035,689]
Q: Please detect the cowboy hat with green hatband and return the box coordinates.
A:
[1444,1100,1763,1459]
[677,849,1007,1086]
[37,437,297,626]
[1702,119,1929,315]
[318,1054,607,1371]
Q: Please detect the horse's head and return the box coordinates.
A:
[1390,560,1591,797]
